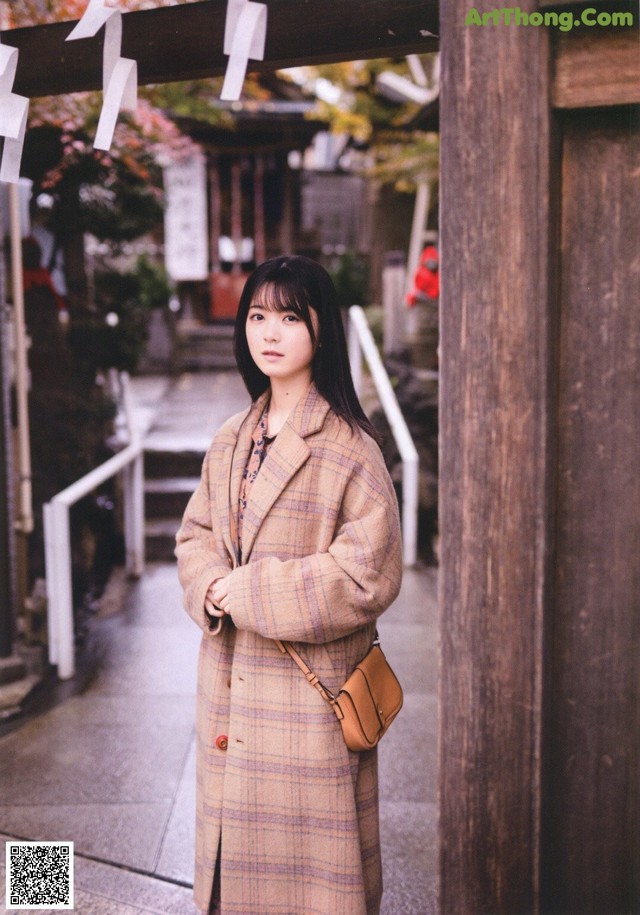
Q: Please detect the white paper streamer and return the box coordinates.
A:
[66,0,114,40]
[67,1,138,151]
[0,41,29,184]
[102,10,122,92]
[221,0,267,101]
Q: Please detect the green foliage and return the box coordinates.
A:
[27,385,118,587]
[300,57,440,190]
[30,387,117,503]
[40,139,164,245]
[70,257,172,376]
[329,251,370,309]
[69,318,144,378]
[76,175,163,244]
[142,79,231,127]
[134,256,173,311]
[367,130,439,192]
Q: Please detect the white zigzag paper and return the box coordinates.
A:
[221,0,267,102]
[0,40,29,184]
[67,0,137,151]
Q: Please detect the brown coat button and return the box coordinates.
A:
[215,735,228,751]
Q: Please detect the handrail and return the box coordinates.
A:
[348,305,419,567]
[43,371,145,680]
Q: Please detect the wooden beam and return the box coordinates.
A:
[553,30,640,108]
[5,0,438,99]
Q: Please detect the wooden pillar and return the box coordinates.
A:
[438,3,554,912]
[280,157,293,253]
[0,245,16,656]
[439,11,640,914]
[230,158,242,275]
[254,154,266,265]
[209,155,221,272]
[541,104,640,915]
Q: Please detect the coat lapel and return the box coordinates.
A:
[239,384,331,562]
[218,440,240,566]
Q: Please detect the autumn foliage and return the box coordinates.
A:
[11,0,195,196]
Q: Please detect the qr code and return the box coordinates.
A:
[5,842,74,910]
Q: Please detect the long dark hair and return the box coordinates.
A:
[233,255,377,439]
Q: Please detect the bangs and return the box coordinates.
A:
[234,254,377,439]
[250,279,313,318]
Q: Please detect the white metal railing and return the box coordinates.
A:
[348,305,419,567]
[43,372,144,680]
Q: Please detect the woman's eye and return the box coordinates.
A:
[283,314,299,323]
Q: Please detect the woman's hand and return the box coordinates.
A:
[205,574,232,618]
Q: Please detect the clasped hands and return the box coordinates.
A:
[205,573,233,619]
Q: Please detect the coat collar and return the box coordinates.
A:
[220,384,331,564]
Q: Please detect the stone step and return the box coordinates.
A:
[145,517,182,562]
[145,477,200,519]
[175,322,236,371]
[177,321,235,339]
[179,351,237,371]
[144,448,205,479]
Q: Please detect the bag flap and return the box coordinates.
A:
[355,645,403,718]
[338,671,384,744]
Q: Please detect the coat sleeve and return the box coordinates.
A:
[175,438,235,631]
[226,442,403,643]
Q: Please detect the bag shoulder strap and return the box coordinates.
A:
[275,629,381,708]
[275,639,338,708]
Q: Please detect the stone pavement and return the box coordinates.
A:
[0,372,438,915]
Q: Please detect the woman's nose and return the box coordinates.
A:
[263,319,280,341]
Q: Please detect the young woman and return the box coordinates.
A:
[176,255,403,914]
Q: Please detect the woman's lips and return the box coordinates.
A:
[262,350,284,358]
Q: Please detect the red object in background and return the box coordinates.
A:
[210,271,249,320]
[22,236,67,312]
[406,244,439,306]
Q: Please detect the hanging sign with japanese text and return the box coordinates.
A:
[164,153,209,282]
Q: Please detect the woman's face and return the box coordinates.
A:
[245,289,319,389]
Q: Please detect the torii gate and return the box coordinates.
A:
[5,1,438,95]
[1,2,639,913]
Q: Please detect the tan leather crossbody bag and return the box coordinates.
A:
[275,635,403,752]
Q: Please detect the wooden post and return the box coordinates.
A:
[280,157,293,254]
[254,155,266,265]
[440,8,640,913]
[230,159,242,275]
[209,155,221,272]
[438,3,554,911]
[541,105,640,915]
[0,240,16,656]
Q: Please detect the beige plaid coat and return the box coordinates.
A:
[176,384,403,914]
